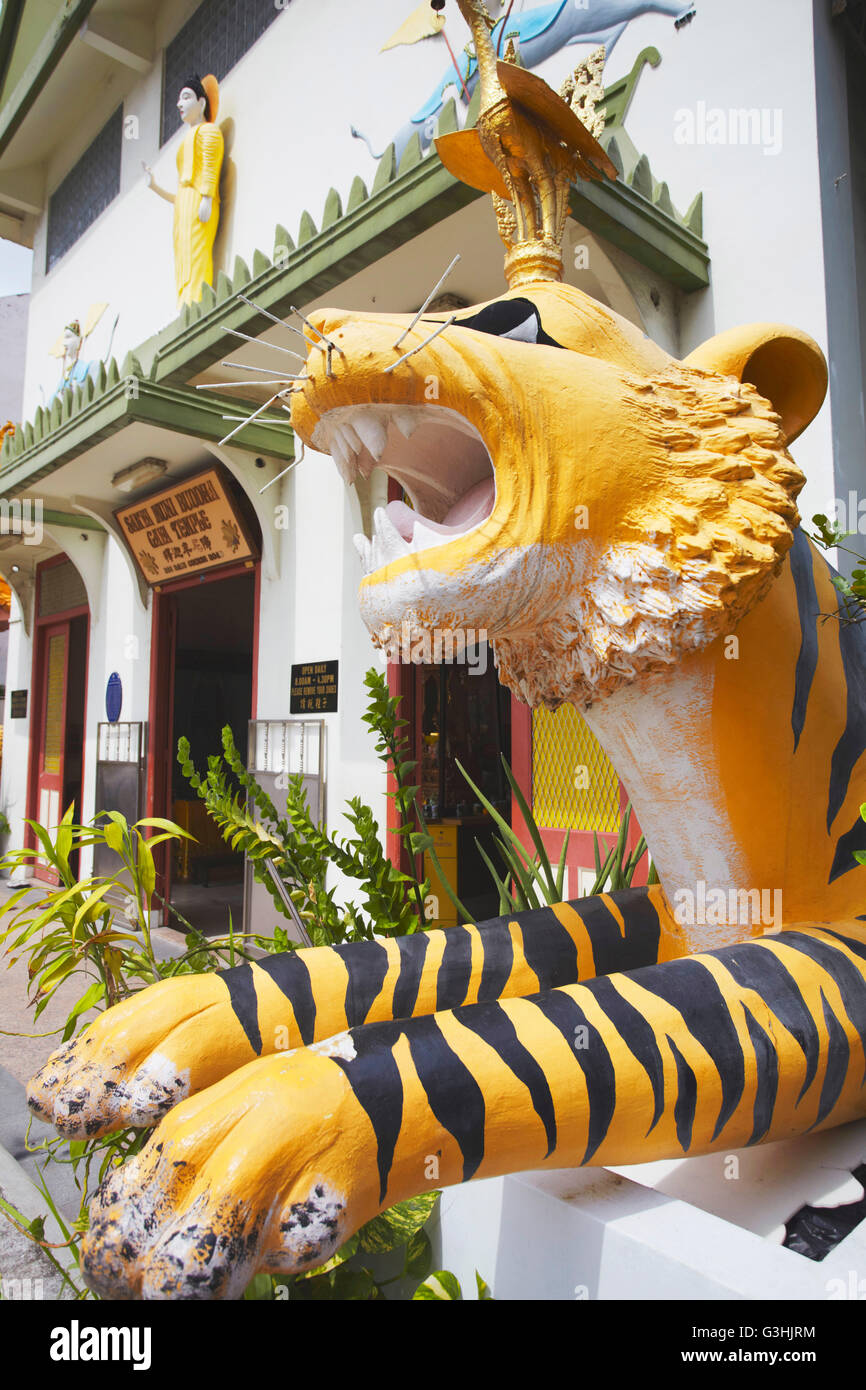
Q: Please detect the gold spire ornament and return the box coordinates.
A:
[434,0,617,288]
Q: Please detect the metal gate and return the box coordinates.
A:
[93,722,147,879]
[243,719,325,944]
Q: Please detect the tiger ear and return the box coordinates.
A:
[682,323,827,445]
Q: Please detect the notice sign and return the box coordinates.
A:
[115,467,258,584]
[9,690,26,719]
[290,660,338,714]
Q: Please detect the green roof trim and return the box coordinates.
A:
[0,0,99,160]
[0,375,294,496]
[42,510,104,530]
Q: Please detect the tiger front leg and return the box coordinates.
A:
[30,884,681,1140]
[80,922,864,1300]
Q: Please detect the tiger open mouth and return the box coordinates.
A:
[311,403,496,576]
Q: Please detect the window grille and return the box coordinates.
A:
[161,0,286,144]
[46,108,122,271]
[532,704,621,833]
[38,561,87,619]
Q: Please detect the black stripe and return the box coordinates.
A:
[741,1004,779,1145]
[391,931,430,1018]
[518,907,580,991]
[717,943,820,1105]
[529,990,616,1162]
[770,932,866,1083]
[219,963,262,1055]
[255,952,316,1045]
[454,1001,557,1156]
[576,889,663,977]
[666,1035,697,1152]
[404,1016,487,1181]
[790,527,819,753]
[820,928,866,965]
[435,927,473,1011]
[625,958,745,1141]
[828,812,866,883]
[812,991,850,1129]
[332,938,390,1026]
[827,580,866,830]
[331,1022,404,1203]
[589,976,666,1134]
[568,895,629,977]
[605,887,662,970]
[476,920,515,1002]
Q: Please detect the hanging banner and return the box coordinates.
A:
[115,467,258,584]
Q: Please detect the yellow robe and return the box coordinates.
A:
[173,122,223,305]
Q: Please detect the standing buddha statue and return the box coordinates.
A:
[143,73,223,306]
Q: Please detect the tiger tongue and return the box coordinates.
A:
[385,477,495,543]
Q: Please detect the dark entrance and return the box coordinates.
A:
[415,643,511,924]
[153,568,256,934]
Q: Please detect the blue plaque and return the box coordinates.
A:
[105,672,122,724]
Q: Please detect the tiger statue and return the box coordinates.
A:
[26,276,866,1300]
[26,0,866,1294]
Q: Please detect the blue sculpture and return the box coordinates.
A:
[354,1,695,163]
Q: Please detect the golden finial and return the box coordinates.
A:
[435,1,617,289]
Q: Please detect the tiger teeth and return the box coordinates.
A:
[394,411,418,440]
[353,533,373,573]
[352,415,388,461]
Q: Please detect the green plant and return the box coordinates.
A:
[427,754,654,919]
[0,745,444,1295]
[413,1268,493,1300]
[177,669,431,944]
[809,514,866,622]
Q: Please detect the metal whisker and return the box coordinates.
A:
[236,294,325,355]
[226,327,307,360]
[219,389,290,446]
[393,254,461,349]
[260,439,305,493]
[384,314,457,374]
[198,377,309,389]
[223,358,306,374]
[289,305,345,357]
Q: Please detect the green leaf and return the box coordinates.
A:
[357,1191,439,1253]
[243,1271,276,1300]
[61,981,106,1042]
[475,1270,493,1300]
[103,820,125,856]
[137,835,156,898]
[330,1265,378,1300]
[135,817,197,841]
[413,1269,463,1300]
[405,1228,432,1280]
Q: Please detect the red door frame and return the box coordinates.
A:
[146,560,260,901]
[26,555,90,880]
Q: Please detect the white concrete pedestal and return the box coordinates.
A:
[434,1120,866,1300]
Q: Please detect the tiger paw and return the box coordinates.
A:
[79,1042,377,1300]
[27,971,259,1139]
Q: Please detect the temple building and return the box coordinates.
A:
[0,0,862,939]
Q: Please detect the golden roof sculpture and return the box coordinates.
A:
[434,0,618,288]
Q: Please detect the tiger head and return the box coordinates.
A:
[290,281,827,708]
